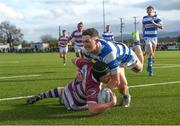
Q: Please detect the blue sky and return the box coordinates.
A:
[0,0,180,42]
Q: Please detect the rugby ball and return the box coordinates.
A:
[98,88,112,103]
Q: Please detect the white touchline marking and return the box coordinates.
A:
[0,74,41,79]
[129,81,180,88]
[0,61,20,63]
[154,65,180,68]
[0,80,180,101]
[154,64,179,66]
[144,64,180,69]
[0,96,33,101]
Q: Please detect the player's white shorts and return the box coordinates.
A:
[144,37,158,46]
[74,45,83,53]
[120,50,139,69]
[59,46,68,53]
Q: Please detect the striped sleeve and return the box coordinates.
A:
[156,15,162,24]
[100,42,119,75]
[103,52,119,75]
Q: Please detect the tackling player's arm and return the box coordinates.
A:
[87,93,117,116]
[71,57,92,68]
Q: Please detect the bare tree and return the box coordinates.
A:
[41,34,54,43]
[40,34,58,48]
[0,21,23,48]
[177,35,180,43]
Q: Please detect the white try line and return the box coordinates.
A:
[0,74,41,79]
[154,64,180,66]
[0,61,20,63]
[152,63,180,68]
[154,65,180,69]
[0,80,180,101]
[0,96,33,101]
[129,80,180,88]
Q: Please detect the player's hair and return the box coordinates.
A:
[62,30,66,33]
[82,28,99,37]
[79,21,83,24]
[78,22,83,27]
[147,6,154,10]
[92,61,110,82]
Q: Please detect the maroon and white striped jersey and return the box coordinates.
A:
[69,30,84,47]
[62,58,101,110]
[58,36,69,47]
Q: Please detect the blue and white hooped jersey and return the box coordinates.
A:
[82,39,132,74]
[102,31,114,41]
[142,15,162,38]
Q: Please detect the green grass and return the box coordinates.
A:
[0,51,180,125]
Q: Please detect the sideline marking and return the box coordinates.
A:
[155,63,180,66]
[129,81,180,88]
[154,65,180,69]
[0,74,41,79]
[0,61,20,63]
[0,96,33,101]
[0,80,180,101]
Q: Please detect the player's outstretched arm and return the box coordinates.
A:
[87,93,117,116]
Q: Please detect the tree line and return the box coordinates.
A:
[0,21,58,49]
[0,20,179,50]
[0,21,23,48]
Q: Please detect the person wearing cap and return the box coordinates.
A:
[27,58,117,116]
[81,28,144,107]
[142,6,163,76]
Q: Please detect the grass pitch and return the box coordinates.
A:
[0,51,180,125]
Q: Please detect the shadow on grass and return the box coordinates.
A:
[0,102,90,123]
